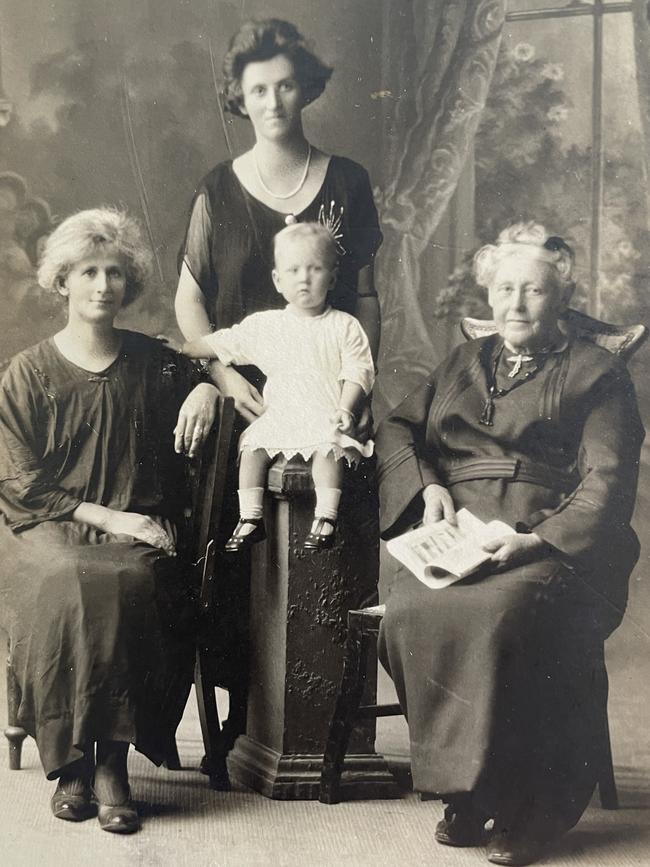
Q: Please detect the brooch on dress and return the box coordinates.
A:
[318,200,346,255]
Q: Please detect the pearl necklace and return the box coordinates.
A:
[253,145,312,200]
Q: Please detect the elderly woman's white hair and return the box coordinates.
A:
[473,222,575,294]
[38,208,152,305]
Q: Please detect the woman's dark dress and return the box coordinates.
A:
[375,335,644,834]
[178,155,383,696]
[180,155,383,331]
[0,331,199,778]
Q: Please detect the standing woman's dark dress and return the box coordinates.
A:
[178,154,382,692]
[376,334,644,835]
[180,156,382,328]
[0,331,198,778]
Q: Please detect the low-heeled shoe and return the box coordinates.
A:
[97,799,141,834]
[303,517,336,551]
[434,807,487,847]
[487,830,547,866]
[51,785,95,822]
[224,519,266,553]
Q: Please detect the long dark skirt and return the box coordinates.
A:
[0,518,195,779]
[378,559,607,834]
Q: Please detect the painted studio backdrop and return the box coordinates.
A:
[2,1,650,597]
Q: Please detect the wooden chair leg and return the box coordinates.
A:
[221,685,247,754]
[195,648,230,791]
[598,709,618,809]
[319,617,370,805]
[5,726,27,771]
[6,651,27,770]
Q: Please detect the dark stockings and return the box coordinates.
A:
[94,740,130,806]
[58,745,94,793]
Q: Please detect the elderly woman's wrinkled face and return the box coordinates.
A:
[488,254,566,351]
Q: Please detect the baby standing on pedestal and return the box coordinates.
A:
[183,222,375,552]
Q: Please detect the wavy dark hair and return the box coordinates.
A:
[222,18,333,118]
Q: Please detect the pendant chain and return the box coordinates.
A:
[480,345,544,426]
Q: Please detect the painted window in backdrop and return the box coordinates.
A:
[436,0,649,329]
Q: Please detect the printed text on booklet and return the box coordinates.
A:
[386,508,515,589]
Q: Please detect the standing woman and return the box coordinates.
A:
[174,18,383,739]
[176,18,382,412]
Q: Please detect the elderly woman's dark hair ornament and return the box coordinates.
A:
[473,221,575,293]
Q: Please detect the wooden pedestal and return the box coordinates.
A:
[228,457,398,800]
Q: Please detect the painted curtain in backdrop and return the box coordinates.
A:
[374,0,505,416]
[633,0,650,220]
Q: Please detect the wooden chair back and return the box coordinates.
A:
[187,395,237,790]
[185,396,236,587]
[461,308,648,362]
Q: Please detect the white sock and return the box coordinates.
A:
[314,487,341,522]
[238,487,264,522]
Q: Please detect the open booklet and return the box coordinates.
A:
[386,508,515,590]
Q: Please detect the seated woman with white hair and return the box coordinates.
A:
[0,208,219,834]
[375,222,644,866]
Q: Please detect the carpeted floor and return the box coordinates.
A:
[1,649,649,867]
[2,486,650,866]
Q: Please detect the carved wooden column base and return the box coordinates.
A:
[228,457,398,801]
[229,736,399,801]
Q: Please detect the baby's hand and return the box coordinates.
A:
[332,408,356,435]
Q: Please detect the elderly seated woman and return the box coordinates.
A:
[0,209,218,833]
[375,223,644,866]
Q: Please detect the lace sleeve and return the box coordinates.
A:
[347,165,383,273]
[178,190,214,297]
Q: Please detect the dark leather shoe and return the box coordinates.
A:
[435,804,486,847]
[487,830,547,866]
[303,517,336,551]
[224,519,266,553]
[96,796,140,834]
[51,785,95,822]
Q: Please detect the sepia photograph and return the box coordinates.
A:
[1,1,649,864]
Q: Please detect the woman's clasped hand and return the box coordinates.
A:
[173,380,219,457]
[103,510,177,557]
[422,483,458,526]
[480,531,550,571]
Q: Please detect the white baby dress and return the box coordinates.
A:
[204,306,375,463]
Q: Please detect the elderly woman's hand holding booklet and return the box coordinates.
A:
[386,508,516,589]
